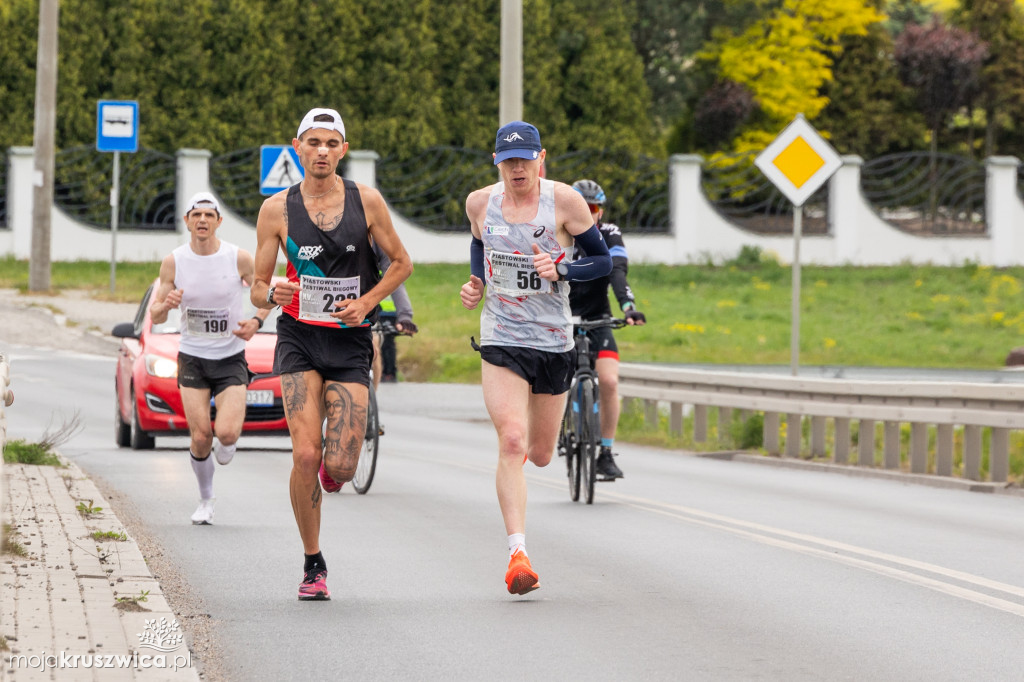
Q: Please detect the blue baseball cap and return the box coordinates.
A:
[494,121,542,165]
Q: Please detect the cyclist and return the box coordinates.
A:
[372,242,417,388]
[568,179,647,481]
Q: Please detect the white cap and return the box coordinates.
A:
[185,191,220,215]
[296,107,346,140]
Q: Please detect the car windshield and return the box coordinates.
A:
[151,302,282,335]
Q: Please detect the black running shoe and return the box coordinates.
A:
[595,447,624,480]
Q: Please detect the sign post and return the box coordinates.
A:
[754,114,842,376]
[96,100,139,295]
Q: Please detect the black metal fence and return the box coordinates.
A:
[210,147,264,226]
[34,146,995,238]
[544,150,669,234]
[375,147,494,233]
[701,151,830,235]
[53,146,177,231]
[860,152,986,235]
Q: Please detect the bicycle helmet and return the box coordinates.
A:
[572,179,605,206]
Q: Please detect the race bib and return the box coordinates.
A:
[488,250,552,296]
[298,274,361,322]
[184,307,231,338]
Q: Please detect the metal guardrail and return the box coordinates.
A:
[618,364,1023,484]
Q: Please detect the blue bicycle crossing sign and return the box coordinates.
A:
[260,145,304,195]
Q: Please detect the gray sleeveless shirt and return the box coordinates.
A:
[479,179,573,352]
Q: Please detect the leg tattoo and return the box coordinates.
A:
[324,383,363,480]
[282,373,307,414]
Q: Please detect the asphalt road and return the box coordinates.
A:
[5,343,1024,681]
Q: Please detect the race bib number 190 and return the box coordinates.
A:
[488,251,552,296]
[185,307,231,338]
[298,274,361,322]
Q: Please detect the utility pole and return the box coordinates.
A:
[499,0,523,126]
[30,0,59,292]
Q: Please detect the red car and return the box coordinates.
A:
[113,278,288,449]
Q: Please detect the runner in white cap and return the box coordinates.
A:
[251,107,412,601]
[150,192,270,525]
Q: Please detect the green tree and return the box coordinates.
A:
[817,10,927,157]
[951,0,1024,157]
[703,0,885,151]
[545,0,656,155]
[894,18,987,158]
[0,0,37,148]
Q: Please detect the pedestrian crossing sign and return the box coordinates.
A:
[260,146,304,195]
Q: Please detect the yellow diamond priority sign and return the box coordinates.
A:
[754,114,842,207]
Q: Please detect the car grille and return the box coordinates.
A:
[210,399,285,423]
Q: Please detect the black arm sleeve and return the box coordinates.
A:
[470,236,485,280]
[562,224,611,281]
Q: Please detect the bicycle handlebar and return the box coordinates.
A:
[373,319,414,337]
[572,317,628,332]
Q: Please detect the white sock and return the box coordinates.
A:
[215,441,236,465]
[190,452,214,500]
[508,533,526,558]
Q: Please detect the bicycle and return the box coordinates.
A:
[557,316,627,504]
[349,318,411,493]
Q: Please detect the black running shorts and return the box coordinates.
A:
[177,350,249,395]
[480,345,575,395]
[583,325,619,362]
[274,313,372,386]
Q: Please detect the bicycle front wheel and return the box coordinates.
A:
[352,384,379,494]
[560,395,581,501]
[579,378,599,504]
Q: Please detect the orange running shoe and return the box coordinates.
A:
[505,549,540,595]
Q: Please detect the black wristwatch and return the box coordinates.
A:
[556,262,570,280]
[266,285,276,305]
[252,316,264,329]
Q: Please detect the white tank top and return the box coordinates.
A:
[173,241,246,359]
[479,179,573,352]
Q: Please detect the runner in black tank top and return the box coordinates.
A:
[250,107,413,602]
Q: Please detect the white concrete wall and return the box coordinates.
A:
[4,146,1023,266]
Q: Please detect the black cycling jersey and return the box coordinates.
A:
[568,221,636,320]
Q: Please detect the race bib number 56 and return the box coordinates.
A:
[298,274,361,322]
[488,251,552,296]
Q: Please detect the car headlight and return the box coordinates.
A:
[145,354,178,378]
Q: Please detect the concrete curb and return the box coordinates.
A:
[2,457,200,681]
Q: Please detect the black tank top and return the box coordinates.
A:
[282,178,381,326]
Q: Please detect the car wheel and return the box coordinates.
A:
[129,388,156,450]
[115,384,131,448]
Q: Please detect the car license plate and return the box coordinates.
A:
[246,390,274,407]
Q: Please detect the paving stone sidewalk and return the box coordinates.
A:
[2,458,200,681]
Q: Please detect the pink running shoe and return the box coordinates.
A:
[298,567,330,601]
[319,461,343,493]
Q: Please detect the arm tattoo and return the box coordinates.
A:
[281,373,307,414]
